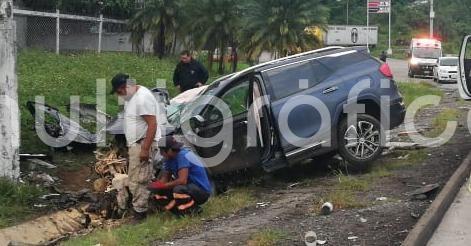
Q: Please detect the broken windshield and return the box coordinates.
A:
[167,79,224,127]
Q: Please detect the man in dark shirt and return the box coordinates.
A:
[173,50,209,93]
[148,136,211,216]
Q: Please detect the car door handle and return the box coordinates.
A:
[323,86,338,94]
[238,120,248,126]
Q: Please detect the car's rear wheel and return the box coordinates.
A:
[338,114,382,166]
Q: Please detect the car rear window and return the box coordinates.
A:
[266,60,332,100]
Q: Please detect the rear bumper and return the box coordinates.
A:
[437,72,458,82]
[388,100,406,129]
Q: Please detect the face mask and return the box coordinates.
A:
[120,94,133,101]
[119,86,137,101]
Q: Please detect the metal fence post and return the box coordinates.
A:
[98,13,103,53]
[55,9,59,54]
[0,0,20,180]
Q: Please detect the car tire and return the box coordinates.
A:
[337,114,383,167]
[408,69,414,78]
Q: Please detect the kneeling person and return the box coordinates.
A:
[149,136,211,215]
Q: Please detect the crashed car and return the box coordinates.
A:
[169,46,406,176]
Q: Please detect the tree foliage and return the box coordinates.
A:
[128,0,182,58]
[241,0,328,60]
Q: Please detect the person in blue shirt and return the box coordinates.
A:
[148,136,211,215]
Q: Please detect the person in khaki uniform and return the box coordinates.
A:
[110,73,161,221]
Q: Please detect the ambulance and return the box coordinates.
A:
[408,38,443,78]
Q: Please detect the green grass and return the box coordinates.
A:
[335,173,370,192]
[397,81,443,107]
[63,188,254,245]
[373,150,427,173]
[0,178,45,228]
[247,229,287,246]
[425,109,460,138]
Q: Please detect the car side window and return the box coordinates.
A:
[205,79,250,122]
[266,61,331,100]
[319,52,369,71]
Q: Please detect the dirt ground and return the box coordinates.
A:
[155,85,471,246]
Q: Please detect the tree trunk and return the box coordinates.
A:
[218,42,225,75]
[231,46,238,73]
[0,0,20,180]
[157,20,166,59]
[208,49,214,75]
[171,32,177,55]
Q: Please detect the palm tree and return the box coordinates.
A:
[184,0,242,74]
[128,0,182,58]
[241,0,329,61]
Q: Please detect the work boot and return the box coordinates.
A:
[130,210,147,224]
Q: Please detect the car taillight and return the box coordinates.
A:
[379,63,393,78]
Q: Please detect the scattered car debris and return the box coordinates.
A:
[348,236,359,240]
[385,142,421,150]
[28,159,56,169]
[33,204,47,208]
[40,193,61,200]
[26,101,105,145]
[397,130,423,137]
[287,182,301,189]
[360,217,367,223]
[316,240,327,245]
[376,197,387,201]
[320,202,333,215]
[29,172,55,185]
[256,202,271,208]
[19,153,49,160]
[381,146,395,156]
[304,231,317,245]
[406,183,440,200]
[396,154,410,160]
[410,212,420,219]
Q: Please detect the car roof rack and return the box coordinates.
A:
[230,46,345,79]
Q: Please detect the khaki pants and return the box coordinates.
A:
[127,142,155,213]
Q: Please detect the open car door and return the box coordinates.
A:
[458,35,471,100]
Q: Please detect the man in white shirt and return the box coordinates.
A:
[110,73,160,221]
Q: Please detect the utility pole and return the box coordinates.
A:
[387,0,392,55]
[430,0,434,38]
[0,0,20,180]
[347,0,350,25]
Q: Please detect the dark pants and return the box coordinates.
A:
[152,183,210,214]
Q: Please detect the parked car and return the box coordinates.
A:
[434,56,458,83]
[169,46,406,176]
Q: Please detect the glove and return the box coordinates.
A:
[148,180,167,191]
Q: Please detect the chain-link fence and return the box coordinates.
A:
[13,8,135,54]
